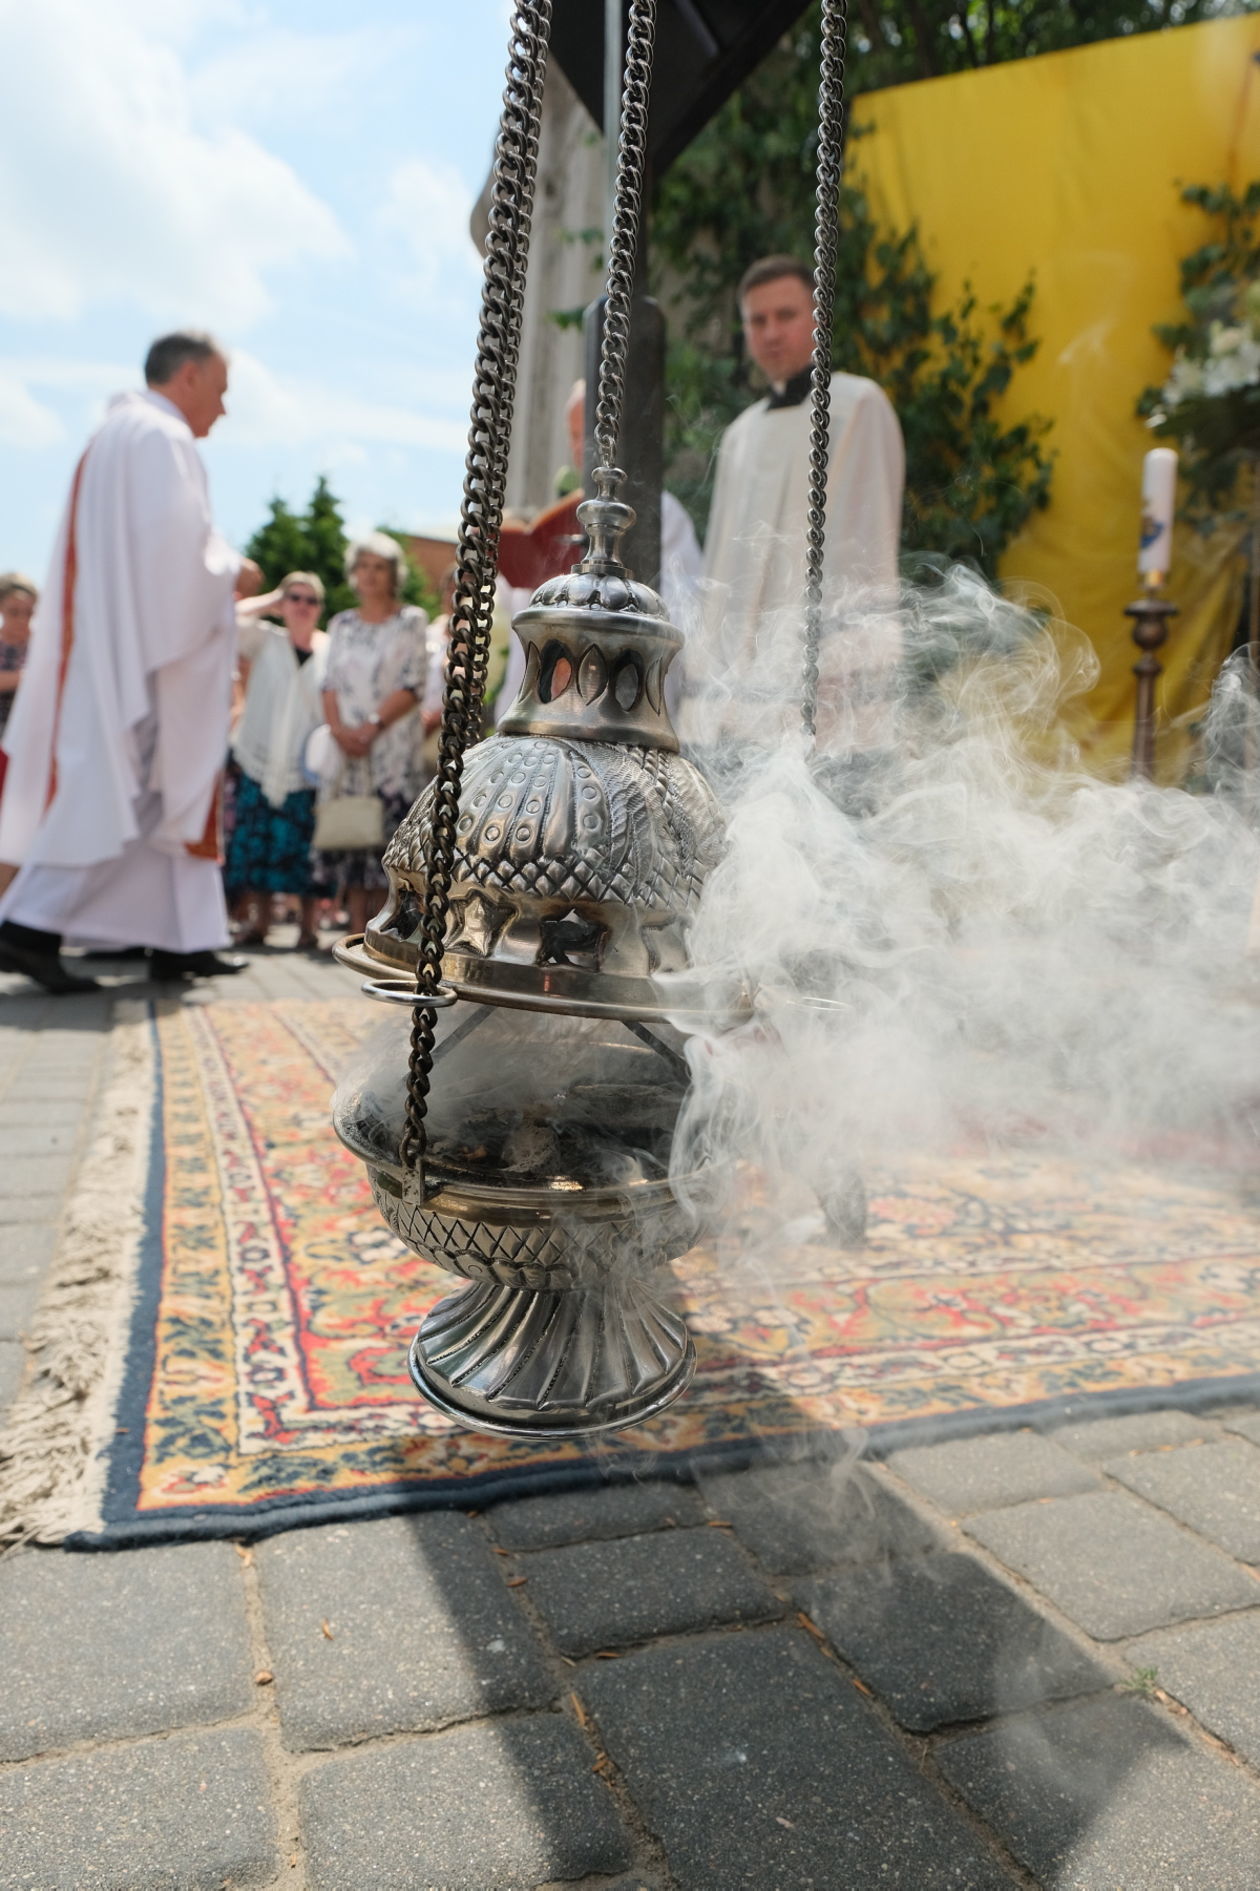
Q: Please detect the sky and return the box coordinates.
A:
[0,0,518,579]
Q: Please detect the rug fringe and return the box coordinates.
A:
[0,1002,154,1551]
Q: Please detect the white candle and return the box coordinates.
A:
[1138,447,1178,582]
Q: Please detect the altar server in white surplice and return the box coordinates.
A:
[689,256,904,760]
[0,332,246,992]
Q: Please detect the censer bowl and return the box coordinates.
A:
[332,1003,700,1436]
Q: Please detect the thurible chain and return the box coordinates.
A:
[801,0,850,745]
[400,1,552,1177]
[592,0,657,487]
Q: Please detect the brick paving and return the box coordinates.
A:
[2,943,1260,1889]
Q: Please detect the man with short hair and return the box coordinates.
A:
[693,255,904,754]
[0,331,246,991]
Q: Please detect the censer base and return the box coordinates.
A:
[409,1275,696,1439]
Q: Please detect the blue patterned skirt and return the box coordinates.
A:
[224,771,319,897]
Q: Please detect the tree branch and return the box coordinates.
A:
[957,6,982,65]
[855,0,889,51]
[902,0,942,76]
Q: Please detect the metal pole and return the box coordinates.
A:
[604,0,622,233]
[583,0,662,585]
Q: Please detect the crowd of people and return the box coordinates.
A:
[0,254,905,996]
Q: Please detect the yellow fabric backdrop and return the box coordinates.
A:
[853,16,1260,780]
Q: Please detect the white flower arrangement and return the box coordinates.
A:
[1140,182,1260,517]
[1162,318,1260,408]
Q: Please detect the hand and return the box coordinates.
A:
[236,585,286,617]
[234,558,265,601]
[333,725,368,758]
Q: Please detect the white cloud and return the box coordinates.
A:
[0,0,347,329]
[2,357,135,394]
[0,355,136,448]
[377,159,481,308]
[0,378,65,450]
[0,349,473,465]
[222,350,470,454]
[189,24,410,127]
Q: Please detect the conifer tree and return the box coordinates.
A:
[244,496,311,594]
[304,476,357,615]
[246,480,440,619]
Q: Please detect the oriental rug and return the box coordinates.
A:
[21,999,1260,1548]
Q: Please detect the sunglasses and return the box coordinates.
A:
[284,592,320,606]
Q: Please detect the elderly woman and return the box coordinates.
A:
[0,574,36,791]
[315,532,429,936]
[226,572,329,948]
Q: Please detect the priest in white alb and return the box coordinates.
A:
[687,255,904,764]
[0,332,246,993]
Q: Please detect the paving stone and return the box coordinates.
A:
[0,1193,61,1223]
[0,1726,277,1891]
[33,1018,111,1046]
[1224,1410,1260,1446]
[21,1057,101,1087]
[887,1429,1102,1514]
[487,1477,703,1549]
[582,1627,1018,1889]
[939,1692,1260,1890]
[0,1152,74,1196]
[0,1220,57,1284]
[1044,1407,1219,1459]
[14,1078,96,1103]
[0,1100,87,1129]
[700,1459,944,1575]
[0,992,56,1033]
[0,1122,82,1157]
[799,1550,1109,1731]
[967,1490,1258,1639]
[0,1338,23,1407]
[524,1526,778,1656]
[256,1512,554,1749]
[301,1714,632,1891]
[1104,1439,1260,1562]
[1126,1611,1260,1767]
[0,1277,41,1337]
[0,1541,254,1761]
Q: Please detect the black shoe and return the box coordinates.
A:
[148,949,248,980]
[80,945,149,961]
[0,930,101,995]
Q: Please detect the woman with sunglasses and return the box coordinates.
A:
[226,572,329,948]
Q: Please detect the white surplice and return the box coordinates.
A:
[0,390,239,951]
[687,372,904,753]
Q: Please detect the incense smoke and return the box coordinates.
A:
[666,565,1260,1264]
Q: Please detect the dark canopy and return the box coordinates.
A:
[549,0,813,175]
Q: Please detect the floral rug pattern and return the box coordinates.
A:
[90,1001,1260,1541]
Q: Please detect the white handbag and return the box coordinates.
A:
[308,726,385,852]
[312,792,385,852]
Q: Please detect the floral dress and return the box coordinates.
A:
[315,605,428,893]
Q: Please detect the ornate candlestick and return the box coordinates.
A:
[1129,446,1179,781]
[1127,591,1178,782]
